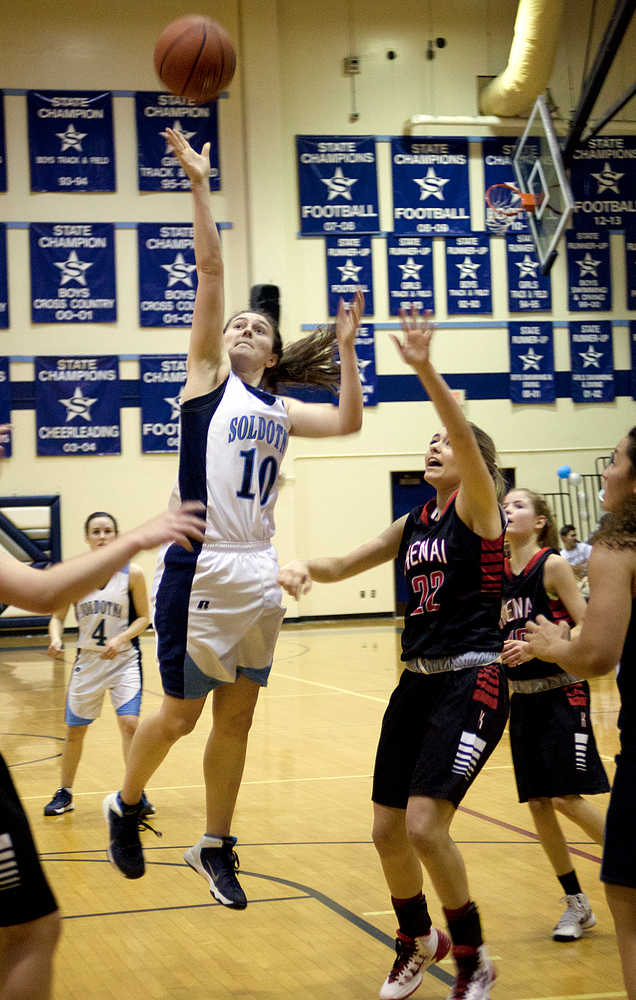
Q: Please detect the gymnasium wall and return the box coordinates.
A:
[0,0,634,619]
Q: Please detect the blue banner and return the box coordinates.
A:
[445,235,492,314]
[570,136,636,230]
[506,233,551,312]
[135,93,220,192]
[566,230,611,311]
[482,137,535,234]
[139,355,186,453]
[391,137,470,235]
[0,225,8,329]
[353,324,377,407]
[137,223,196,327]
[631,322,636,400]
[569,321,614,403]
[0,358,11,458]
[626,229,636,312]
[296,136,379,235]
[27,91,115,192]
[35,356,121,456]
[326,237,373,317]
[30,223,116,324]
[508,322,555,403]
[386,236,434,316]
[0,95,6,192]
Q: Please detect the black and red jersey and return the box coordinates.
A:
[501,547,574,681]
[617,599,636,755]
[398,492,504,662]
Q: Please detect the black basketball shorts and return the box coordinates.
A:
[509,681,610,803]
[372,662,509,809]
[0,754,58,926]
[602,753,636,889]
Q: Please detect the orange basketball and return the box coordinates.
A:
[153,14,236,103]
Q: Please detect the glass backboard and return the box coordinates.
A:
[513,94,574,275]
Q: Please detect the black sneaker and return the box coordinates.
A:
[44,787,73,816]
[103,792,160,879]
[184,836,247,909]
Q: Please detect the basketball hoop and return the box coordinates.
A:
[485,182,538,235]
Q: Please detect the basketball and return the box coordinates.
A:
[153,15,236,103]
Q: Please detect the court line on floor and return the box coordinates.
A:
[273,671,389,702]
[458,804,602,864]
[42,854,454,988]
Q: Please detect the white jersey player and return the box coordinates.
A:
[44,512,153,819]
[105,127,364,910]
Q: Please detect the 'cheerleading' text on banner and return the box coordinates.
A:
[35,356,121,457]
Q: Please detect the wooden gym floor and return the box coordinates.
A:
[1,619,625,999]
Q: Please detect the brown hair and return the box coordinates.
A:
[84,511,118,536]
[224,310,341,394]
[509,488,560,550]
[591,427,636,550]
[468,423,506,501]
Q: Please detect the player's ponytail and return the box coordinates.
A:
[469,423,506,502]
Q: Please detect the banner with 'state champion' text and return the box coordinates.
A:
[139,355,187,453]
[296,136,380,235]
[135,93,220,192]
[391,137,470,235]
[27,91,115,192]
[35,356,121,457]
[137,224,197,327]
[30,223,116,324]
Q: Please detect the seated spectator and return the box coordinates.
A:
[559,524,591,598]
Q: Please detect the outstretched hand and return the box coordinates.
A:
[278,560,313,600]
[525,614,570,660]
[130,501,206,553]
[335,289,365,349]
[389,305,435,371]
[163,127,210,185]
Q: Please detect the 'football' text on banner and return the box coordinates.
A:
[27,91,115,192]
[0,225,8,329]
[139,355,187,453]
[0,95,6,192]
[391,137,470,235]
[296,136,380,235]
[566,231,611,311]
[506,233,551,312]
[508,321,555,403]
[386,236,433,315]
[570,135,636,230]
[35,356,121,457]
[445,235,492,314]
[135,93,220,192]
[326,237,373,317]
[625,229,636,312]
[352,325,377,407]
[0,358,11,458]
[482,137,537,235]
[137,223,197,327]
[569,321,614,403]
[30,223,116,324]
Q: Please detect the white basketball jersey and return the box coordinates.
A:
[174,371,291,544]
[75,566,132,652]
